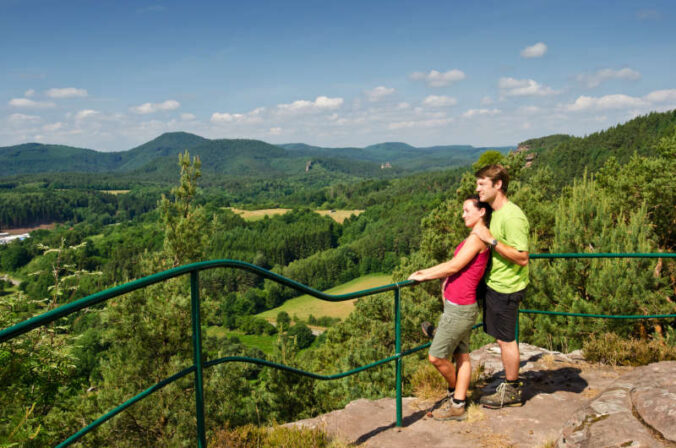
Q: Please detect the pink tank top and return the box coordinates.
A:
[443,240,490,305]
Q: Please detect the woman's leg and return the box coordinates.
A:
[428,354,456,389]
[452,352,471,400]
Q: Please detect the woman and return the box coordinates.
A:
[408,195,491,421]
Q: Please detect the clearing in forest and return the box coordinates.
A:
[228,208,364,223]
[257,273,392,322]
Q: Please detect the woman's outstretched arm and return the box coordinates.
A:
[408,234,486,282]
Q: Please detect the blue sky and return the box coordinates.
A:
[1,0,675,151]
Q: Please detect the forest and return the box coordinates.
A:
[0,110,674,447]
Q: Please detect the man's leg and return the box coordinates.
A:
[497,339,519,381]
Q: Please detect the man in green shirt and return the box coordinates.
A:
[472,164,529,408]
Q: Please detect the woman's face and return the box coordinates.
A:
[462,200,484,228]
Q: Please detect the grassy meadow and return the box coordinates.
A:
[228,207,363,223]
[257,273,392,322]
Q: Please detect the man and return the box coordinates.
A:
[472,164,529,408]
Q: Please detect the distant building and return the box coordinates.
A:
[380,162,392,169]
[0,233,30,245]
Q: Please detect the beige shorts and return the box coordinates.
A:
[429,300,478,359]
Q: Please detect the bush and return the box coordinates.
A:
[210,424,341,448]
[583,332,676,366]
[287,323,315,349]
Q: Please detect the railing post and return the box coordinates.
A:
[191,271,207,448]
[394,288,402,427]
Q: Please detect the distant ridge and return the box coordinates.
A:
[0,133,512,179]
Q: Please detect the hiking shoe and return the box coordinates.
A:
[433,400,467,421]
[480,381,524,409]
[421,321,435,339]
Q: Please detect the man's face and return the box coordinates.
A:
[476,177,500,203]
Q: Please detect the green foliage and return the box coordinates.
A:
[472,150,505,171]
[583,332,676,366]
[287,323,315,349]
[209,423,336,448]
[159,151,210,266]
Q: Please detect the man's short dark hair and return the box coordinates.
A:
[475,164,509,193]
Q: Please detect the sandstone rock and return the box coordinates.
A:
[557,361,676,448]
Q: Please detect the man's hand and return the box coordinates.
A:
[471,227,493,244]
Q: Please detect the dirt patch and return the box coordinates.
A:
[2,223,57,234]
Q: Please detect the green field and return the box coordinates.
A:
[228,207,364,223]
[206,327,277,354]
[257,273,392,322]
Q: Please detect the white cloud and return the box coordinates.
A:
[480,96,493,106]
[210,107,265,124]
[396,102,410,110]
[565,89,676,112]
[463,108,501,118]
[422,95,457,107]
[576,68,641,88]
[410,69,466,87]
[75,109,100,120]
[643,89,676,103]
[388,117,454,130]
[365,86,395,102]
[520,42,547,58]
[269,127,282,135]
[9,98,56,108]
[180,113,196,121]
[277,96,343,113]
[24,89,35,97]
[43,122,63,132]
[130,99,180,114]
[46,87,88,98]
[498,77,559,97]
[517,105,541,114]
[8,113,41,123]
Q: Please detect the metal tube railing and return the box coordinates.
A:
[1,253,674,447]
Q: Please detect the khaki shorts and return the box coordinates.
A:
[429,300,479,359]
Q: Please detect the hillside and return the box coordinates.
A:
[521,109,676,185]
[0,133,511,180]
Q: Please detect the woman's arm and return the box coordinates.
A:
[408,235,486,282]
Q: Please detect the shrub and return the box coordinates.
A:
[583,332,676,366]
[210,424,345,448]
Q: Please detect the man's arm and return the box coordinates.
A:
[471,227,529,267]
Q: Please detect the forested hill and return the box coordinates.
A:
[0,132,510,179]
[521,109,676,185]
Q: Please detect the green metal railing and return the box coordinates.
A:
[0,253,674,447]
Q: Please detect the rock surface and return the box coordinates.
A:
[288,343,659,447]
[557,361,676,448]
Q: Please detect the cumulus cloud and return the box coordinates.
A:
[388,117,454,130]
[422,95,457,107]
[211,107,265,124]
[520,42,548,58]
[565,89,676,112]
[277,96,343,113]
[269,127,282,135]
[43,122,63,132]
[463,108,501,118]
[180,113,196,121]
[365,86,395,102]
[480,96,494,106]
[576,68,641,88]
[9,98,56,108]
[8,113,41,123]
[46,87,88,98]
[130,100,180,114]
[410,69,466,87]
[498,77,559,97]
[75,109,100,120]
[24,89,35,97]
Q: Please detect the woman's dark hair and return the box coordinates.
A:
[465,194,492,226]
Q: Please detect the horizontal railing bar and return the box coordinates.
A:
[519,309,676,319]
[56,365,196,448]
[530,253,675,259]
[0,259,415,343]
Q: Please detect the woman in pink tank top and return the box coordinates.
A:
[408,195,491,421]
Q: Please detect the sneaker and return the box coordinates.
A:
[480,381,524,409]
[433,400,467,421]
[421,321,435,339]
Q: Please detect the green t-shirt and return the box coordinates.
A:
[487,201,530,293]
